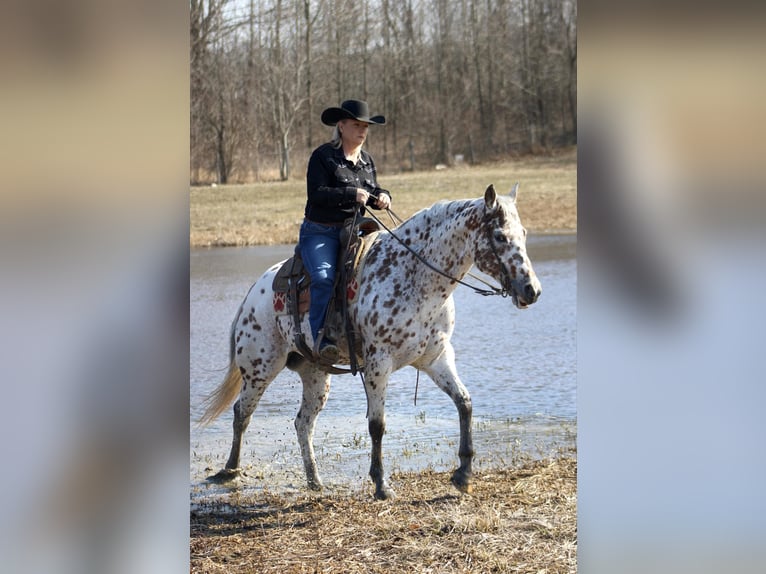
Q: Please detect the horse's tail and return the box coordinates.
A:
[198,304,244,426]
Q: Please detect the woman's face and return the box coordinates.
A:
[339,119,369,146]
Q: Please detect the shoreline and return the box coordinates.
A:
[190,228,578,249]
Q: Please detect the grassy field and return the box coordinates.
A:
[190,148,576,247]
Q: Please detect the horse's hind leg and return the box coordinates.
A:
[208,397,253,482]
[209,351,288,483]
[421,346,474,493]
[294,365,332,490]
[226,398,249,471]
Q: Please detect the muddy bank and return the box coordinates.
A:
[191,456,576,573]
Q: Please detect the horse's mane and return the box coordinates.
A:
[402,197,479,227]
[370,198,482,257]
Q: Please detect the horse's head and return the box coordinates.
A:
[473,184,542,309]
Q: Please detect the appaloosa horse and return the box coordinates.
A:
[200,184,541,499]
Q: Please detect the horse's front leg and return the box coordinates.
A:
[295,367,332,491]
[364,361,395,500]
[422,347,474,493]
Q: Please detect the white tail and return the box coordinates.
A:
[198,359,242,426]
[198,304,244,426]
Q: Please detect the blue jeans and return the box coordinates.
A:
[299,220,342,343]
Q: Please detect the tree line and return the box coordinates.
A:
[191,0,576,184]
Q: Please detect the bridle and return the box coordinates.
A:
[482,212,515,297]
[365,207,512,298]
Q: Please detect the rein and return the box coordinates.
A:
[365,208,510,298]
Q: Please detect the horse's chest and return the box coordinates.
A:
[352,288,452,351]
[352,245,456,355]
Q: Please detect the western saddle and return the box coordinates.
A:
[271,217,381,374]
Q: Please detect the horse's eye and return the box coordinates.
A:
[493,229,508,243]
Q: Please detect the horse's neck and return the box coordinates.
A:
[399,199,481,285]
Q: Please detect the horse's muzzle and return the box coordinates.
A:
[524,283,541,303]
[511,277,541,309]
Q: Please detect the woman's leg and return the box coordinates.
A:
[299,221,341,344]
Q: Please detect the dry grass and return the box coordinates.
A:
[190,149,576,247]
[190,456,576,573]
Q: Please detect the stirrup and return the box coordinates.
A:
[313,331,339,365]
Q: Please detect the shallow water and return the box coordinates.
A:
[190,234,576,499]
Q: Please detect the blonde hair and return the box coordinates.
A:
[330,125,342,148]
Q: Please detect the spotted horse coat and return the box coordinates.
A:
[200,184,542,500]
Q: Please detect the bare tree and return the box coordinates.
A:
[190,0,228,182]
[564,0,577,139]
[264,0,308,180]
[303,0,319,148]
[189,0,576,183]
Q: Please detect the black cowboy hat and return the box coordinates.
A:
[320,99,386,126]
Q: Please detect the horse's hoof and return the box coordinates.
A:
[207,468,241,483]
[450,471,473,494]
[453,482,473,494]
[374,484,396,501]
[307,479,323,492]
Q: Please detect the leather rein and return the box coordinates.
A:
[365,208,512,298]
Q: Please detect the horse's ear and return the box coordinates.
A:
[484,184,498,210]
[509,182,519,203]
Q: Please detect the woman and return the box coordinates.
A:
[300,99,392,364]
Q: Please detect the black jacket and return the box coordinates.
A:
[304,143,391,224]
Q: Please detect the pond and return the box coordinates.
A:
[190,234,576,500]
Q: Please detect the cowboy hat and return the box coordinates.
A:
[320,99,386,126]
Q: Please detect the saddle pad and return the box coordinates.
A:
[273,289,310,314]
[353,231,380,280]
[345,231,380,304]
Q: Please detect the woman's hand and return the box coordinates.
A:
[356,188,370,205]
[375,192,391,209]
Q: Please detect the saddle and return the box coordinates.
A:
[271,217,381,373]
